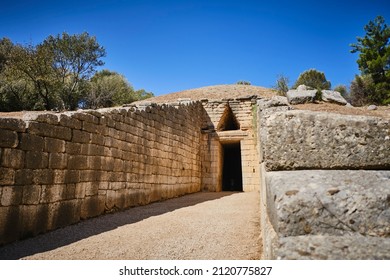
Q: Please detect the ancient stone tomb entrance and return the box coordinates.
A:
[200,98,260,192]
[221,142,243,191]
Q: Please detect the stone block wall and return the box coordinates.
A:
[0,102,204,245]
[257,98,390,259]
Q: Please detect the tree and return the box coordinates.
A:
[1,41,60,111]
[43,32,106,109]
[84,70,154,109]
[293,69,331,90]
[1,33,151,112]
[349,75,376,106]
[273,74,290,96]
[0,32,106,111]
[134,89,154,101]
[0,38,13,73]
[350,16,390,105]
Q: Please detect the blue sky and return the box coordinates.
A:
[1,0,390,96]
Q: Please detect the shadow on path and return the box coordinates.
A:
[0,192,236,260]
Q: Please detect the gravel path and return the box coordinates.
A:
[0,191,262,260]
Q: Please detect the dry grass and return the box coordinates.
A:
[1,85,389,119]
[134,84,276,103]
[293,102,390,119]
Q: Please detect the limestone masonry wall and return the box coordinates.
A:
[257,97,390,259]
[0,102,204,245]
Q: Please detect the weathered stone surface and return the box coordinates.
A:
[40,185,65,203]
[0,168,15,185]
[34,113,60,124]
[59,114,82,129]
[22,185,42,205]
[48,153,68,169]
[266,170,390,237]
[0,118,26,132]
[0,129,18,148]
[32,169,54,185]
[368,105,378,110]
[273,235,390,260]
[72,130,91,143]
[1,149,25,168]
[19,134,44,151]
[0,186,23,206]
[15,169,34,185]
[25,151,49,169]
[262,110,390,170]
[321,90,348,105]
[257,96,289,109]
[44,138,65,153]
[286,89,317,104]
[0,99,248,245]
[28,122,72,141]
[297,84,309,91]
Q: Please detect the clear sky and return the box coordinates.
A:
[1,0,390,96]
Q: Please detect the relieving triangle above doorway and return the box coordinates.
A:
[217,104,240,131]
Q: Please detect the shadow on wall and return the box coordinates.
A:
[0,192,235,260]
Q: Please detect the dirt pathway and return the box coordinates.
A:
[0,191,262,260]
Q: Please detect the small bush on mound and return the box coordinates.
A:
[273,75,289,96]
[236,80,251,85]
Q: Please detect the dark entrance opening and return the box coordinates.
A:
[217,105,240,131]
[222,143,243,191]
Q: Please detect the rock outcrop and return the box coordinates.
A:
[321,90,348,105]
[286,85,317,104]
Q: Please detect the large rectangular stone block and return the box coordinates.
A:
[274,235,390,260]
[48,200,81,230]
[1,148,25,169]
[71,112,99,124]
[19,133,44,151]
[44,137,65,153]
[65,142,81,155]
[80,195,103,219]
[28,122,72,141]
[72,130,91,143]
[83,121,102,134]
[0,168,15,185]
[22,185,42,205]
[25,151,48,169]
[266,170,390,237]
[0,186,23,206]
[15,169,34,185]
[63,170,80,184]
[68,155,88,170]
[261,111,390,170]
[59,114,82,129]
[40,185,66,203]
[32,169,54,185]
[0,206,20,244]
[0,129,18,148]
[49,153,68,169]
[85,182,99,196]
[0,118,26,132]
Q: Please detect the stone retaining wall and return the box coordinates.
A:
[0,102,204,245]
[257,98,390,259]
